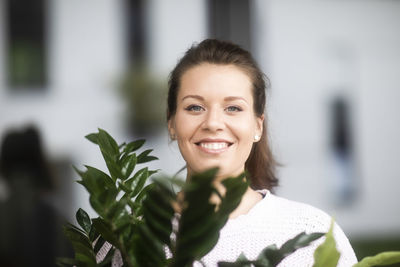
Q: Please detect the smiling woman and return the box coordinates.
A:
[165,39,358,266]
[95,39,358,267]
[168,63,263,182]
[167,39,278,191]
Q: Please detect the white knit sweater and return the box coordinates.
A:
[97,191,358,266]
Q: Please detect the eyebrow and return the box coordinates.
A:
[181,95,249,104]
[224,96,249,104]
[181,95,204,101]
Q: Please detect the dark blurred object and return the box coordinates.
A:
[6,0,48,90]
[119,69,167,137]
[125,0,147,65]
[0,126,72,267]
[121,0,167,137]
[208,0,251,52]
[330,96,357,207]
[332,97,351,155]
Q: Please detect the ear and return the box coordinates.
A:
[255,114,264,141]
[168,117,176,139]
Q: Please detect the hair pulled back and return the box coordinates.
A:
[167,39,278,191]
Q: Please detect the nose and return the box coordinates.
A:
[202,108,225,132]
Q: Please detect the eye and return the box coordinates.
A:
[226,106,242,112]
[185,104,204,112]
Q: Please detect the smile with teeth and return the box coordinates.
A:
[200,142,228,150]
[196,141,232,153]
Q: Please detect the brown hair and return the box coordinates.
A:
[167,39,278,191]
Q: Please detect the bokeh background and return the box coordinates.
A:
[0,0,399,265]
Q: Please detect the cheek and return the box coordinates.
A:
[174,113,201,145]
[230,117,257,139]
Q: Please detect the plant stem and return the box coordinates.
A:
[117,236,134,267]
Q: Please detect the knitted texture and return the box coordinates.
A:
[97,191,357,266]
[194,191,357,266]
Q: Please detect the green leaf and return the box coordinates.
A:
[313,219,340,267]
[92,217,118,246]
[218,253,258,266]
[218,173,248,218]
[118,181,132,193]
[148,169,159,177]
[175,222,221,266]
[137,149,158,163]
[65,222,87,236]
[86,177,118,217]
[121,153,137,180]
[256,244,281,266]
[98,247,116,267]
[56,257,80,266]
[124,139,146,154]
[77,166,116,196]
[130,167,150,197]
[218,252,256,267]
[119,142,126,149]
[89,195,107,218]
[132,183,156,217]
[353,251,400,267]
[173,168,245,267]
[141,182,174,245]
[254,232,324,266]
[280,232,324,254]
[101,152,122,181]
[73,244,97,265]
[133,223,168,267]
[97,129,122,180]
[88,226,99,243]
[277,232,324,263]
[76,208,92,234]
[106,196,128,220]
[114,212,132,236]
[85,133,99,145]
[93,235,106,254]
[97,128,119,158]
[63,226,92,249]
[218,262,254,267]
[63,225,96,265]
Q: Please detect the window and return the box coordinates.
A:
[207,0,251,52]
[6,0,47,90]
[125,0,146,66]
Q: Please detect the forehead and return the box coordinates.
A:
[178,63,253,101]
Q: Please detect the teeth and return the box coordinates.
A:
[200,142,228,150]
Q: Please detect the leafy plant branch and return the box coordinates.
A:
[58,129,400,267]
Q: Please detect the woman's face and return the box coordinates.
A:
[168,63,263,180]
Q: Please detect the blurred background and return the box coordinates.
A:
[0,0,399,265]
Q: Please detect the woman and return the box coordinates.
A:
[97,39,357,266]
[166,39,357,266]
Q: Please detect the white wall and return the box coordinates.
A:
[254,0,400,237]
[1,0,399,240]
[0,0,207,220]
[146,0,207,76]
[137,0,207,179]
[0,0,127,219]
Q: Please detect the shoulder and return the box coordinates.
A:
[264,193,333,232]
[261,193,358,265]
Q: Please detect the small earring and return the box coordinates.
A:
[170,133,176,140]
[254,135,260,141]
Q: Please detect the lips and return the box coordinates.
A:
[195,139,233,154]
